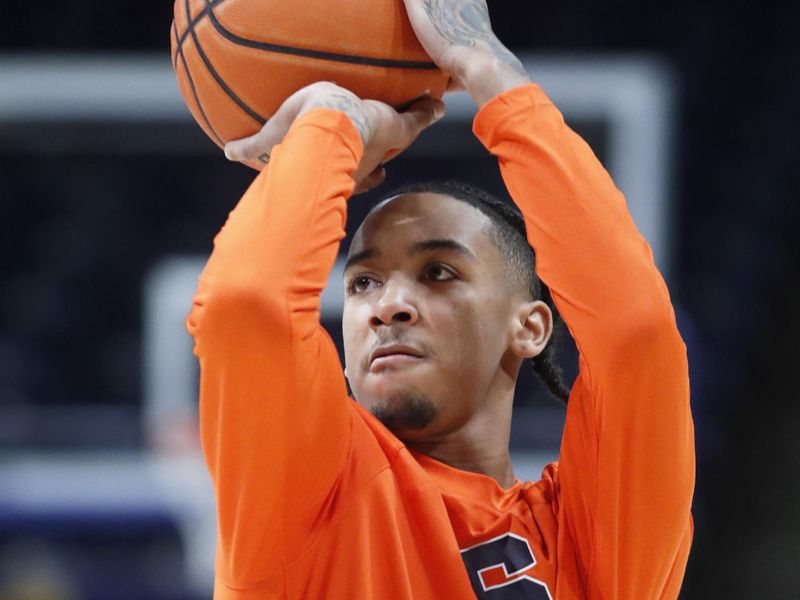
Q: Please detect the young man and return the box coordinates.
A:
[190,0,695,597]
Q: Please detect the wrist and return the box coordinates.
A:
[302,86,372,147]
[454,49,531,108]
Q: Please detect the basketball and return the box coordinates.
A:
[170,0,449,149]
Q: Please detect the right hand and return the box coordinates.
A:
[225,81,445,194]
[402,0,531,107]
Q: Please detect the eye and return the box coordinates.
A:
[347,274,381,295]
[424,263,456,282]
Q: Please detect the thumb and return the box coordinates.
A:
[353,165,387,195]
[398,97,446,142]
[445,76,466,93]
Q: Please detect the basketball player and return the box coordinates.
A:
[190,0,695,597]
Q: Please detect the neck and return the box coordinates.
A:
[410,436,516,488]
[406,375,517,489]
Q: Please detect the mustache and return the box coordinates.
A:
[361,332,434,371]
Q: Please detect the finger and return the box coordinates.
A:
[223,88,309,162]
[445,76,466,93]
[382,148,403,164]
[224,116,286,163]
[241,158,267,172]
[224,82,348,163]
[395,97,446,144]
[353,166,387,195]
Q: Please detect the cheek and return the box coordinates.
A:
[342,303,370,368]
[428,300,482,369]
[439,299,506,374]
[341,310,356,365]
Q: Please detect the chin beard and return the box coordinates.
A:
[369,392,438,433]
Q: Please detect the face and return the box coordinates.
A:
[342,193,529,441]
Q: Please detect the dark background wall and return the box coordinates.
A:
[1,1,799,597]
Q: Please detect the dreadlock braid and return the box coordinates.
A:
[530,285,570,403]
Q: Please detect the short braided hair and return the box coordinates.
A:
[380,180,571,404]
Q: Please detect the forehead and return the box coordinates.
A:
[349,192,494,256]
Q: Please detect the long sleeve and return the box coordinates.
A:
[473,84,695,598]
[186,109,363,590]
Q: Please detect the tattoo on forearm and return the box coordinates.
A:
[311,93,372,146]
[423,0,527,77]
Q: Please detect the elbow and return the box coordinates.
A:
[606,306,690,391]
[191,281,291,342]
[620,307,685,355]
[610,274,687,360]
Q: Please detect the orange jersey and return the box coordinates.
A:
[187,84,695,599]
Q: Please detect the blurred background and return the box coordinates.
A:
[1,0,798,598]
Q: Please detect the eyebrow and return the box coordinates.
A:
[344,238,477,272]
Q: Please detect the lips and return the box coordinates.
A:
[369,344,425,371]
[370,344,424,364]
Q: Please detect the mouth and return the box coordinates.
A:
[369,345,425,372]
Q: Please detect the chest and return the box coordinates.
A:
[443,489,558,599]
[293,466,560,599]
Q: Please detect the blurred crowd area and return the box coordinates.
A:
[1,0,799,598]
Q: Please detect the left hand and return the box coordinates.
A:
[402,0,531,107]
[224,81,445,194]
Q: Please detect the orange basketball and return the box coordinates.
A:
[170,0,449,149]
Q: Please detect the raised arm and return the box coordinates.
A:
[187,83,442,590]
[404,1,694,597]
[473,81,694,600]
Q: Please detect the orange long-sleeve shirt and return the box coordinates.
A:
[187,83,695,599]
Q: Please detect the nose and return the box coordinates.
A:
[370,279,419,327]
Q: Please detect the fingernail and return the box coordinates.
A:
[224,144,234,161]
[433,100,446,120]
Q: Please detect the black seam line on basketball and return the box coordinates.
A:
[177,42,225,147]
[171,20,179,70]
[185,0,267,125]
[175,0,228,55]
[203,0,438,70]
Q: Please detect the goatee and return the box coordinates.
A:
[370,392,438,432]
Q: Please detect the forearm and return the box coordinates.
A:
[196,109,361,322]
[455,47,532,108]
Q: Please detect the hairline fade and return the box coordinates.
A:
[374,183,537,298]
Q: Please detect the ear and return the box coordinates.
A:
[509,300,553,360]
